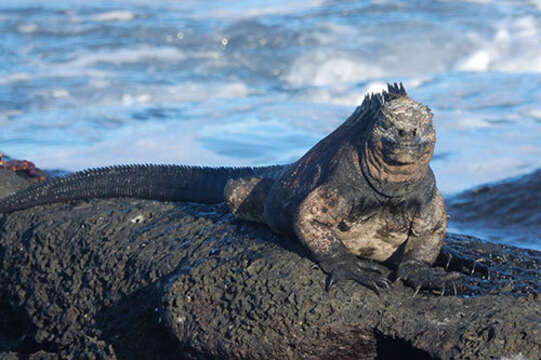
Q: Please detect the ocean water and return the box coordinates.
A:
[1,1,541,247]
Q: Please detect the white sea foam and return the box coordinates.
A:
[453,0,493,3]
[89,79,111,88]
[459,50,491,71]
[92,10,135,22]
[284,52,385,87]
[458,16,541,73]
[120,93,151,106]
[51,89,69,99]
[298,22,360,46]
[59,46,185,68]
[284,20,476,89]
[42,68,110,80]
[296,87,362,106]
[404,78,423,89]
[293,80,431,107]
[17,23,38,33]
[46,81,248,110]
[200,118,300,144]
[82,82,249,109]
[454,116,492,129]
[27,120,244,171]
[363,82,389,96]
[0,72,32,84]
[530,0,541,10]
[193,0,324,19]
[524,108,541,119]
[161,82,250,103]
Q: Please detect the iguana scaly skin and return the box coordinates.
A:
[0,83,459,293]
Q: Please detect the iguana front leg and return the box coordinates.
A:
[295,185,390,293]
[397,190,462,294]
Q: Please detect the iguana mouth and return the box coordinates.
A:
[382,140,429,165]
[397,142,421,149]
[385,155,417,166]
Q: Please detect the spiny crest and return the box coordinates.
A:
[360,82,408,110]
[383,82,407,101]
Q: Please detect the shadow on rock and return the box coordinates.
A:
[92,281,184,360]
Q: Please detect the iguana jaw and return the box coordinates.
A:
[380,137,433,166]
[362,140,431,184]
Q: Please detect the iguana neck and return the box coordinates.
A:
[360,142,432,198]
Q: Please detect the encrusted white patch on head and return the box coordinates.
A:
[380,97,433,133]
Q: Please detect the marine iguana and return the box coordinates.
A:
[0,83,460,293]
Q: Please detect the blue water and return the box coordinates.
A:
[1,1,541,248]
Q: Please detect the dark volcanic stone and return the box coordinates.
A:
[162,223,541,359]
[0,170,30,199]
[447,168,541,250]
[0,170,540,359]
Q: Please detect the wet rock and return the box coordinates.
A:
[447,168,541,250]
[0,170,30,199]
[0,171,539,359]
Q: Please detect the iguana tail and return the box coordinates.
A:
[0,164,286,213]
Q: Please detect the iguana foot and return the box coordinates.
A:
[437,245,490,279]
[396,260,463,296]
[317,253,391,294]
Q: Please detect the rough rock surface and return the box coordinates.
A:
[0,170,540,359]
[0,170,29,199]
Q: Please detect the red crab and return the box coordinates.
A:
[0,152,47,182]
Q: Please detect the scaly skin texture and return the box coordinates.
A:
[0,83,458,293]
[256,83,457,293]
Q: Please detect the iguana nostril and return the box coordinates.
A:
[398,129,406,137]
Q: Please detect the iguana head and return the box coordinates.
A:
[363,84,435,184]
[371,96,435,166]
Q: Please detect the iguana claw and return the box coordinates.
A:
[318,253,390,294]
[397,260,464,296]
